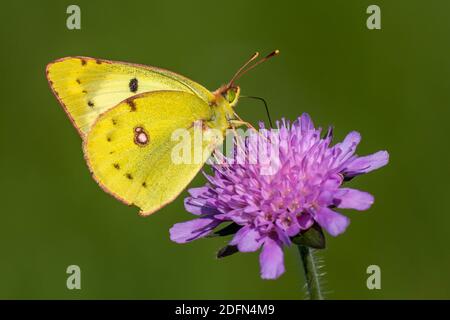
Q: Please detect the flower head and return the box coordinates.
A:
[170,114,389,279]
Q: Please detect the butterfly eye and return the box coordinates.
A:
[223,87,239,105]
[227,90,236,102]
[134,126,150,147]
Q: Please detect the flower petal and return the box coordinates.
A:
[230,225,262,252]
[343,151,389,177]
[275,213,301,237]
[338,131,361,157]
[298,212,314,230]
[259,238,285,280]
[317,190,334,206]
[184,198,219,216]
[322,173,343,190]
[226,209,251,224]
[187,186,209,197]
[169,218,220,243]
[299,113,314,133]
[334,188,374,210]
[314,207,350,236]
[285,219,301,237]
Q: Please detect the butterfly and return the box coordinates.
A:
[46,51,278,216]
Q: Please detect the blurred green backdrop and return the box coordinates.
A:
[0,0,449,299]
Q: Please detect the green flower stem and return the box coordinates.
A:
[297,245,324,300]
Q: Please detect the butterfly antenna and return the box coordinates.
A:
[228,52,260,88]
[227,50,280,88]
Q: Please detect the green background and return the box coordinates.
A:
[1,0,449,299]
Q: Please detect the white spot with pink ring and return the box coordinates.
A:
[134,126,150,147]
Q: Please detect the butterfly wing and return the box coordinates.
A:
[84,91,222,216]
[46,56,213,137]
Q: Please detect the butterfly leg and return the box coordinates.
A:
[230,119,269,143]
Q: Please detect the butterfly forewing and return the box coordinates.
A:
[46,57,213,137]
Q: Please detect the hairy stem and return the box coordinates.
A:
[297,245,324,300]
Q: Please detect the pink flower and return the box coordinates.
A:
[170,114,389,279]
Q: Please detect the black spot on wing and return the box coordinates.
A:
[129,78,138,93]
[88,100,94,108]
[125,173,133,180]
[113,163,120,170]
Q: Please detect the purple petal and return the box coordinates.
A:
[317,190,334,206]
[275,226,292,246]
[299,113,314,132]
[169,218,220,243]
[259,238,285,280]
[314,207,350,236]
[274,213,301,237]
[226,210,251,224]
[298,213,314,230]
[230,226,262,252]
[333,131,361,164]
[285,219,301,237]
[187,186,209,197]
[343,151,389,177]
[322,173,343,190]
[334,188,374,210]
[339,131,361,154]
[184,198,219,216]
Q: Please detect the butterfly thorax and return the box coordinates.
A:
[205,93,234,135]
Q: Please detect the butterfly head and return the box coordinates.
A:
[217,50,279,109]
[211,50,279,130]
[210,85,240,129]
[222,85,241,108]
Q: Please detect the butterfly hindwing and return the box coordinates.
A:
[84,91,220,215]
[46,56,213,137]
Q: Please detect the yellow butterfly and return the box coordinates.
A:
[46,51,278,216]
